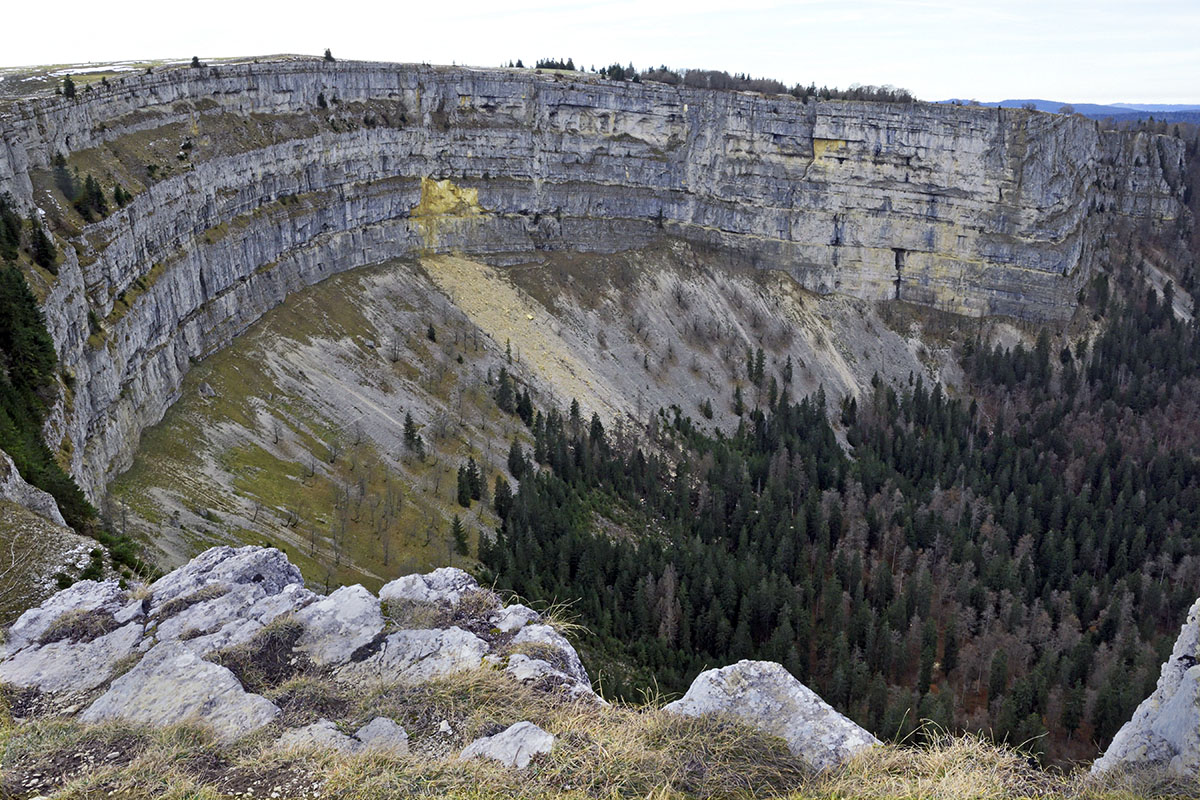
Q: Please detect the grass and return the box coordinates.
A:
[1,668,1189,799]
[35,608,121,645]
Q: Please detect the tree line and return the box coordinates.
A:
[480,256,1200,763]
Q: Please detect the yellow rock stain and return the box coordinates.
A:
[812,137,847,159]
[411,177,483,249]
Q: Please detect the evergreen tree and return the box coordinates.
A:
[62,76,76,99]
[29,217,56,273]
[451,514,468,555]
[0,196,22,262]
[507,440,528,478]
[496,367,515,413]
[402,411,424,458]
[456,464,472,507]
[493,474,513,519]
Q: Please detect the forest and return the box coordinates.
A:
[481,254,1200,764]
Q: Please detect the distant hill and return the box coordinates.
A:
[938,98,1200,123]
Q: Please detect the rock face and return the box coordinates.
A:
[460,721,555,769]
[0,448,64,526]
[664,660,879,771]
[1092,598,1200,778]
[0,545,593,743]
[0,60,1186,499]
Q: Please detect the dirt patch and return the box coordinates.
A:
[206,758,325,799]
[209,617,312,693]
[269,676,355,728]
[1,729,146,798]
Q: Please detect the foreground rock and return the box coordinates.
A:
[460,721,555,769]
[1092,598,1200,778]
[0,546,593,742]
[80,641,280,741]
[664,660,879,771]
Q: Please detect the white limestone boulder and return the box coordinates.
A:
[147,546,301,614]
[664,660,879,771]
[293,584,382,666]
[501,653,602,704]
[1,579,126,657]
[0,448,65,526]
[80,641,279,741]
[511,624,590,687]
[338,627,489,684]
[1092,598,1200,778]
[277,719,362,754]
[460,721,555,769]
[354,716,410,755]
[0,621,142,693]
[492,603,541,633]
[379,568,480,606]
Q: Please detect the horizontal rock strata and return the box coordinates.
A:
[0,60,1187,498]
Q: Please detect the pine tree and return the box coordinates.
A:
[403,411,424,458]
[496,367,515,413]
[324,48,336,62]
[451,514,468,555]
[29,217,56,274]
[467,457,483,500]
[507,440,527,478]
[62,76,76,99]
[456,465,471,507]
[493,474,513,519]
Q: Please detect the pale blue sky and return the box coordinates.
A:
[6,0,1198,103]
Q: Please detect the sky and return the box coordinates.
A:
[4,0,1198,104]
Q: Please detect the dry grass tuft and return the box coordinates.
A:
[808,728,1069,799]
[154,583,228,619]
[210,616,310,693]
[3,670,1194,799]
[36,608,121,645]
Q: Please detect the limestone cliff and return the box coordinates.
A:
[0,59,1187,499]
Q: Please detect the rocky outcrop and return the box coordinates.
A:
[664,659,879,771]
[0,448,64,526]
[0,546,594,743]
[460,721,555,769]
[1092,598,1200,778]
[0,60,1187,499]
[80,641,281,741]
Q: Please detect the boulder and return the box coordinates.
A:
[492,603,541,633]
[80,641,279,741]
[1092,598,1200,778]
[355,717,410,755]
[294,584,382,666]
[338,627,489,684]
[664,660,879,771]
[460,721,555,769]
[147,546,301,614]
[511,624,590,687]
[502,653,601,703]
[277,719,361,754]
[0,621,142,693]
[1,580,126,657]
[379,568,480,606]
